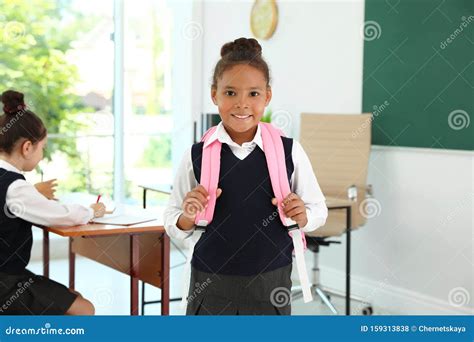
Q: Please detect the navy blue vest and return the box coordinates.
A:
[191,137,295,276]
[0,168,33,274]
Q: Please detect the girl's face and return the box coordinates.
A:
[211,64,272,142]
[22,136,47,172]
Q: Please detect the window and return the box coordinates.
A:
[0,0,195,208]
[123,0,173,206]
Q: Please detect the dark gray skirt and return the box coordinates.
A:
[186,264,292,315]
[0,269,77,315]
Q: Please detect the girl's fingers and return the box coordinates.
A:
[285,206,305,218]
[182,198,204,218]
[194,186,222,200]
[291,213,306,224]
[186,191,208,207]
[282,201,297,211]
[282,193,299,206]
[273,195,301,208]
[98,203,106,212]
[194,185,210,199]
[183,185,224,220]
[283,199,303,212]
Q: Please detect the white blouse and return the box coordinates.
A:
[0,160,93,226]
[164,123,328,241]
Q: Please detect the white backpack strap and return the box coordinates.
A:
[288,223,312,303]
[180,224,206,309]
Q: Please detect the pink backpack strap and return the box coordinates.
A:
[261,122,311,302]
[260,123,307,248]
[194,126,221,228]
[201,126,217,143]
[260,123,292,224]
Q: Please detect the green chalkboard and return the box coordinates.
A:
[363,0,473,151]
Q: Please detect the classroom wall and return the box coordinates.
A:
[197,0,473,314]
[200,0,364,134]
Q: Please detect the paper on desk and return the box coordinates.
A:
[91,213,156,226]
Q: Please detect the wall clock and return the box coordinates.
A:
[250,0,278,40]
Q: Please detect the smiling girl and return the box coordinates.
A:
[164,38,328,315]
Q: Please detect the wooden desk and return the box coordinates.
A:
[138,184,186,315]
[39,219,169,316]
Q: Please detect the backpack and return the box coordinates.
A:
[181,122,313,308]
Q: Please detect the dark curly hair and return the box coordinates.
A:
[212,37,271,88]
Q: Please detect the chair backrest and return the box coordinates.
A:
[300,113,372,237]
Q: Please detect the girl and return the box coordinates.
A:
[164,38,328,315]
[0,90,106,315]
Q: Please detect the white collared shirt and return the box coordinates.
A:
[164,122,328,240]
[0,160,94,226]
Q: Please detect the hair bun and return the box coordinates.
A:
[220,37,262,60]
[1,90,26,115]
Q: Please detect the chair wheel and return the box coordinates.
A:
[362,306,373,315]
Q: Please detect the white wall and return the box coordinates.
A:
[320,146,473,314]
[201,0,364,136]
[197,0,473,314]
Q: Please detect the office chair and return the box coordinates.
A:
[292,113,374,315]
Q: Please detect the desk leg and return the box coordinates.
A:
[160,233,170,315]
[141,189,147,315]
[346,206,352,316]
[43,230,49,278]
[131,235,139,316]
[69,237,75,290]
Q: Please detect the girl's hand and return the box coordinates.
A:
[34,179,58,200]
[178,185,222,230]
[90,203,106,218]
[272,193,308,228]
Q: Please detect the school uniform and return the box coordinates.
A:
[164,123,328,315]
[0,160,93,315]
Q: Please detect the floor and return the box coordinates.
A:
[28,245,391,316]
